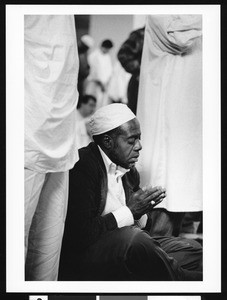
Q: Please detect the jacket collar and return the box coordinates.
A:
[97,145,129,181]
[87,142,134,212]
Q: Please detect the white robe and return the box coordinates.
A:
[137,15,202,212]
[108,60,131,104]
[25,15,79,173]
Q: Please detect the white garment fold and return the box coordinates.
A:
[137,15,202,212]
[25,15,79,173]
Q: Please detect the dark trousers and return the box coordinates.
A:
[74,226,202,281]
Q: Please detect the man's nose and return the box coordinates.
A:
[135,139,142,151]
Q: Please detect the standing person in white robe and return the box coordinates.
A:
[86,39,114,109]
[137,15,202,236]
[25,15,79,280]
[107,60,131,104]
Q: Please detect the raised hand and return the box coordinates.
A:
[127,186,166,220]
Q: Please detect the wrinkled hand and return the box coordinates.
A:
[127,186,166,220]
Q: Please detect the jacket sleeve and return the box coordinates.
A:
[65,160,118,252]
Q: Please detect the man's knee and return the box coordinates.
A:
[123,228,175,280]
[103,227,160,262]
[125,228,160,259]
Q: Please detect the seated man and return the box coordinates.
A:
[59,104,202,281]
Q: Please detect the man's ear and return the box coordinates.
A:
[102,134,113,149]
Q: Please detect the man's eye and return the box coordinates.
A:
[128,139,135,144]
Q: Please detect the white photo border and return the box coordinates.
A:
[6,4,221,293]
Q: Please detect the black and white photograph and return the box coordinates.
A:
[6,4,220,295]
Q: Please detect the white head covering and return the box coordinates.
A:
[81,34,94,48]
[89,103,136,136]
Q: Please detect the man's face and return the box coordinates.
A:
[109,118,142,169]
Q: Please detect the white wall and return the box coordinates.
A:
[132,14,147,30]
[88,15,133,63]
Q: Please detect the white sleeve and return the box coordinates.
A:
[147,15,202,55]
[112,206,134,228]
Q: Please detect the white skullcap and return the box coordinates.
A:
[81,34,94,48]
[89,104,136,136]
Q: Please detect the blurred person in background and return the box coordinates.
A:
[75,94,97,149]
[86,39,114,109]
[77,34,94,97]
[25,15,79,281]
[137,15,202,237]
[118,27,145,115]
[107,60,131,105]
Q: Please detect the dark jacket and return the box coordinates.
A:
[117,27,145,76]
[62,142,140,254]
[117,27,145,114]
